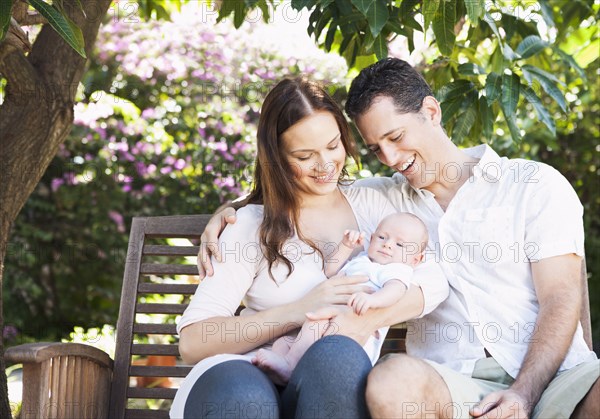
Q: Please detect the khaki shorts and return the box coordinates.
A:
[425,357,599,419]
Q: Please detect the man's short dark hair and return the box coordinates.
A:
[345,58,433,120]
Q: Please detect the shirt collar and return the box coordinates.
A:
[463,144,503,181]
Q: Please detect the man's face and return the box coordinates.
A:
[354,96,442,191]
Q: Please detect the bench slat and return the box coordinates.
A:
[131,344,180,356]
[133,323,178,334]
[127,387,178,399]
[136,303,186,315]
[125,409,170,419]
[144,215,211,238]
[143,245,199,256]
[129,365,192,377]
[138,283,198,294]
[140,263,199,275]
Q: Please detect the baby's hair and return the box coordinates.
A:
[403,212,429,252]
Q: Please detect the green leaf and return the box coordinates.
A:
[554,48,586,79]
[521,64,567,111]
[485,72,501,105]
[501,73,520,116]
[373,32,388,59]
[351,0,389,38]
[464,0,483,22]
[516,35,547,59]
[458,63,485,76]
[521,84,556,136]
[502,43,520,61]
[314,7,332,39]
[436,80,475,102]
[452,104,477,144]
[28,0,86,58]
[422,0,439,32]
[441,96,463,125]
[0,0,12,41]
[291,0,315,10]
[502,108,522,142]
[399,0,422,32]
[478,96,494,139]
[538,0,555,27]
[432,0,456,56]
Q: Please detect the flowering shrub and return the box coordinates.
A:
[4,10,348,342]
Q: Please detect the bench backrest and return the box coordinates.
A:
[110,215,593,418]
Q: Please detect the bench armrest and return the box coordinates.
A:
[6,342,113,419]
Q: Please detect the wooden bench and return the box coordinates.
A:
[6,214,593,418]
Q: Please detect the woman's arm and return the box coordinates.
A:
[179,272,374,364]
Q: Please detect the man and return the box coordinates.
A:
[199,58,599,418]
[342,58,598,418]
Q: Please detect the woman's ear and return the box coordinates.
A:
[421,96,442,126]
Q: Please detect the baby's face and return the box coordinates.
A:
[367,215,425,267]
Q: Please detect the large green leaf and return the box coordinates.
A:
[485,72,502,105]
[554,47,586,79]
[373,32,387,59]
[500,72,520,116]
[28,0,86,58]
[521,65,567,111]
[516,35,547,59]
[502,108,522,142]
[0,0,11,41]
[464,0,484,23]
[441,96,463,125]
[436,80,475,102]
[452,104,477,144]
[422,0,439,32]
[432,0,456,56]
[521,84,556,136]
[478,96,494,139]
[351,0,389,38]
[218,0,246,28]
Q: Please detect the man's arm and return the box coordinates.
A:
[471,254,582,418]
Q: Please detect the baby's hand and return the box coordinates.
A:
[348,292,372,316]
[341,230,365,249]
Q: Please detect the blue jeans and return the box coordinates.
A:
[183,335,372,418]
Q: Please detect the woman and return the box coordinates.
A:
[171,78,446,418]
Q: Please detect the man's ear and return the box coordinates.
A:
[421,96,442,126]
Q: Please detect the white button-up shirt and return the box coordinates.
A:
[357,144,597,377]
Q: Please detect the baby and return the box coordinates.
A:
[252,212,429,385]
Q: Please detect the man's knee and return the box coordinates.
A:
[367,354,432,401]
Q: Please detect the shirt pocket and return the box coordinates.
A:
[462,206,516,255]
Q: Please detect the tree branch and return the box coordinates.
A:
[0,32,36,89]
[19,11,48,26]
[0,17,32,62]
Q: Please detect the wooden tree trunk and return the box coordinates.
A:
[0,1,112,416]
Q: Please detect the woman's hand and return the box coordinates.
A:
[197,207,237,278]
[294,274,372,316]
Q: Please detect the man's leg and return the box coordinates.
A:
[568,377,599,418]
[366,354,453,419]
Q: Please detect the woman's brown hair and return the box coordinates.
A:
[247,77,359,280]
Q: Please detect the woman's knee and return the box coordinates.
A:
[184,360,280,418]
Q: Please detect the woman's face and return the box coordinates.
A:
[282,111,347,200]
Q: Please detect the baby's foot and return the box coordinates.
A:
[252,349,293,386]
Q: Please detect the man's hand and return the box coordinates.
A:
[306,303,377,346]
[348,292,373,315]
[197,207,237,278]
[341,229,365,249]
[470,389,532,419]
